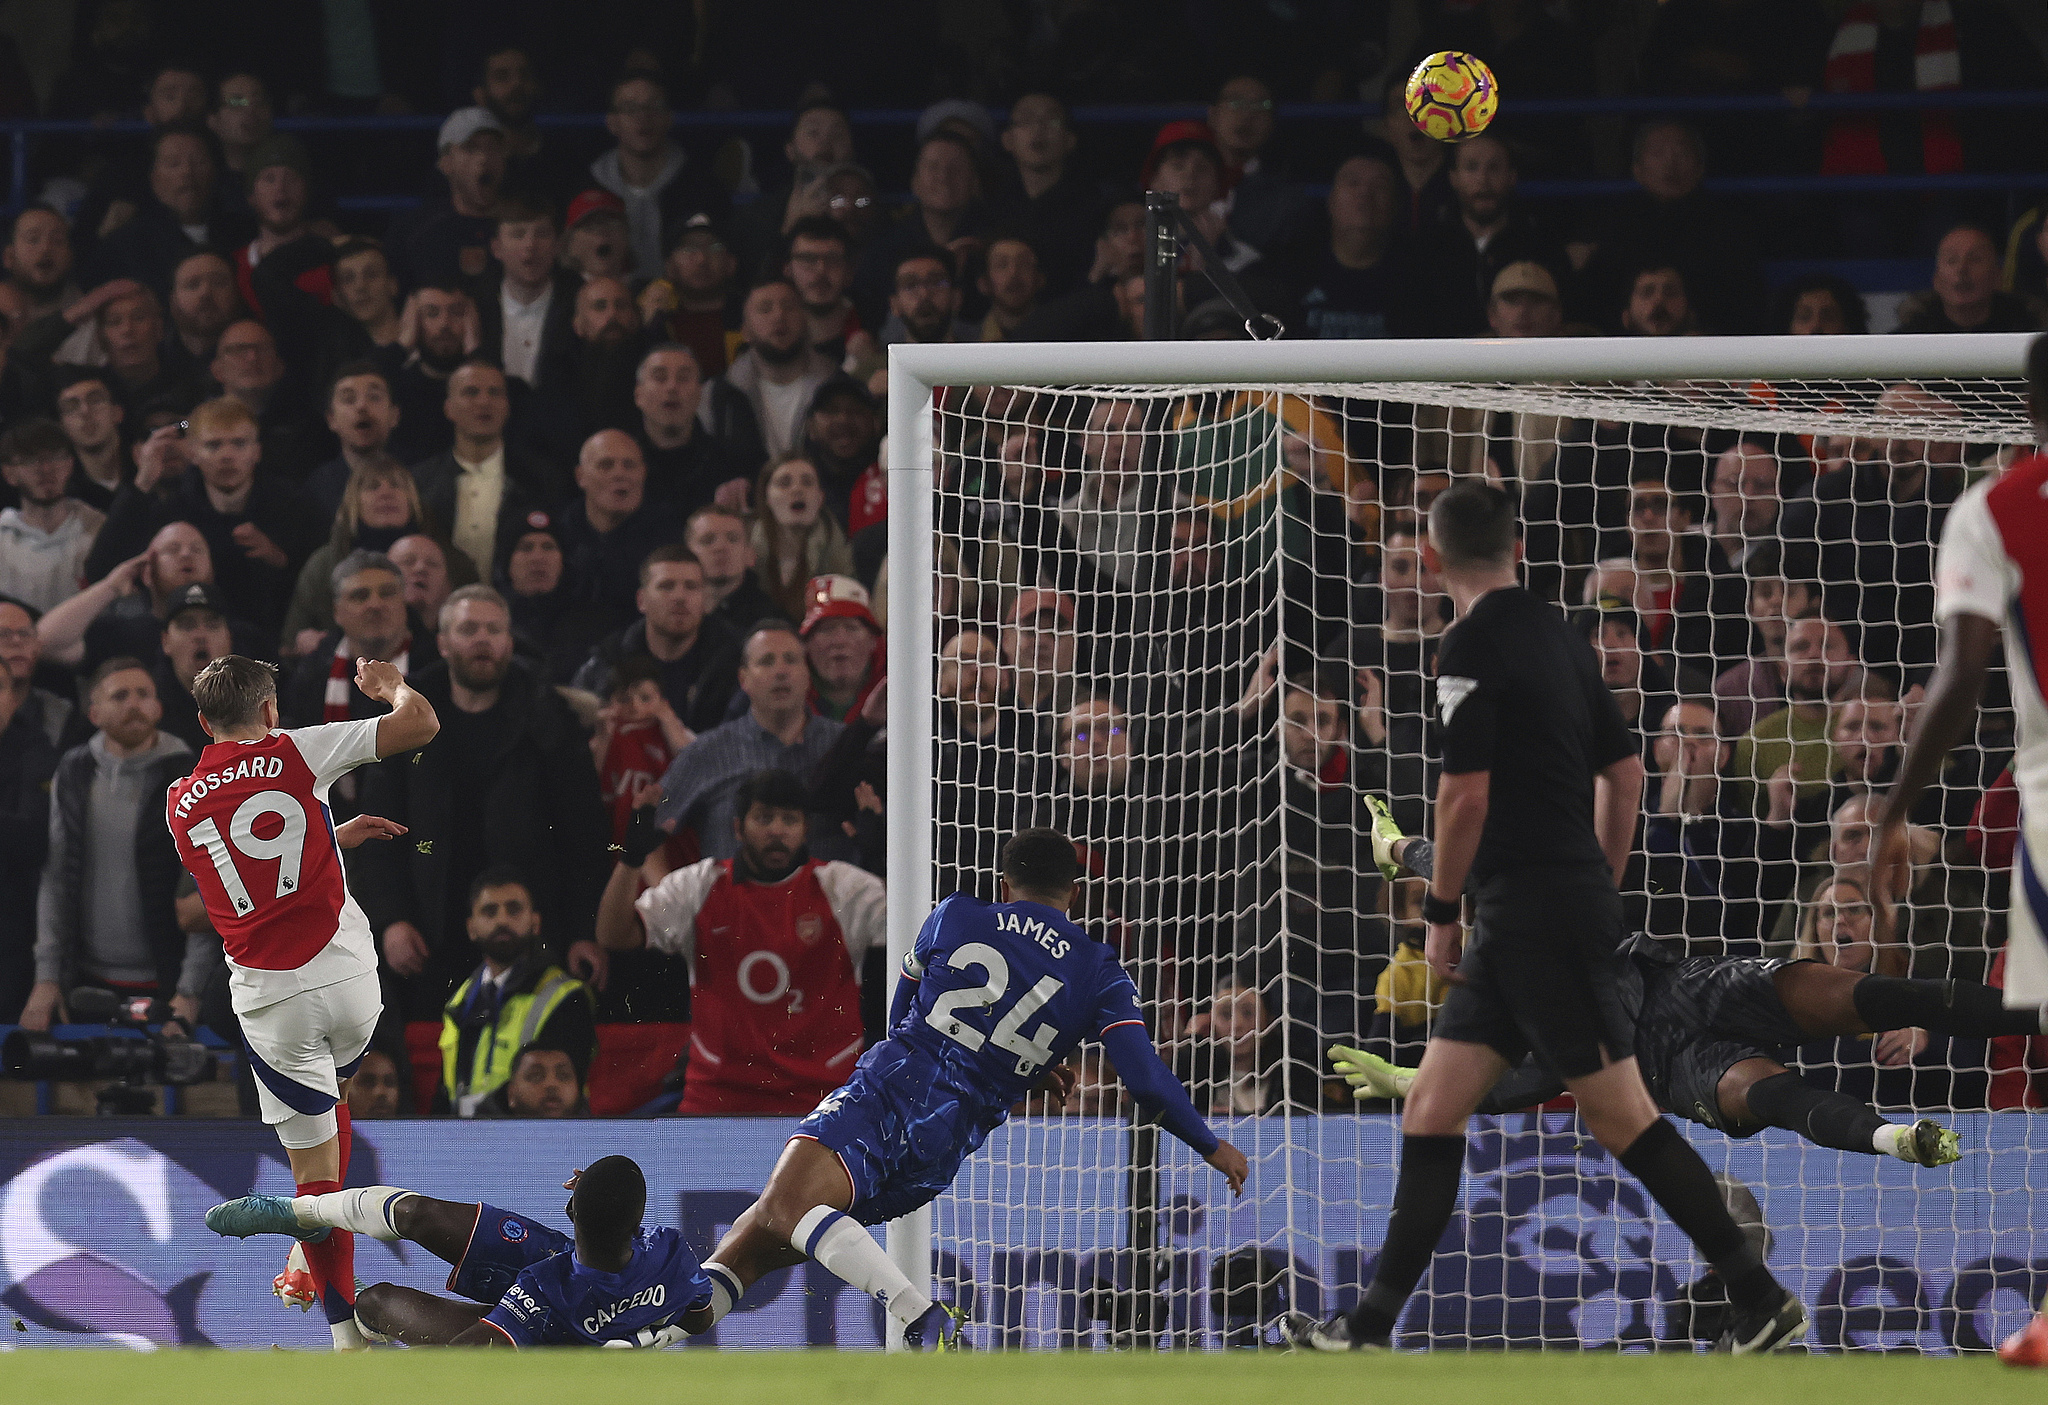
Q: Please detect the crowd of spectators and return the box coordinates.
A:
[0,13,2044,1119]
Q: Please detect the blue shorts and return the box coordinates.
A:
[794,1041,997,1226]
[446,1204,572,1304]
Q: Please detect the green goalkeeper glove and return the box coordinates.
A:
[1329,1044,1416,1101]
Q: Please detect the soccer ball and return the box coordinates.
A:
[1403,51,1499,143]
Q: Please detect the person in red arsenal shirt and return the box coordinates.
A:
[596,766,883,1114]
[171,654,438,1349]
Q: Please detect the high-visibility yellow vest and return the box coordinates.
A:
[439,965,586,1107]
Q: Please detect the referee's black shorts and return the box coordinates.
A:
[1431,865,1632,1080]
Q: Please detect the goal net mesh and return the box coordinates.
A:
[913,368,2041,1352]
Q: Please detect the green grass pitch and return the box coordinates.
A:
[2,1348,2040,1405]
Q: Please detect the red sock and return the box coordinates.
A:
[335,1102,353,1187]
[296,1178,357,1322]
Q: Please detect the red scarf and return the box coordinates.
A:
[326,636,409,722]
[1821,0,1962,176]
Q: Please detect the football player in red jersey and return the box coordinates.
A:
[173,654,437,1347]
[596,767,884,1113]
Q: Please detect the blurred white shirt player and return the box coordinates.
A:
[1879,339,2048,1009]
[167,654,438,1347]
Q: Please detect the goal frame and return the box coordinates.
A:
[880,331,2036,1346]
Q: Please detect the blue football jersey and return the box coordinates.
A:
[480,1225,713,1347]
[894,894,1147,1117]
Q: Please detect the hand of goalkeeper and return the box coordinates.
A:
[1328,1044,1416,1101]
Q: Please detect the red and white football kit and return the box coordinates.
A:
[635,857,886,1114]
[166,717,384,1137]
[1936,450,2048,1005]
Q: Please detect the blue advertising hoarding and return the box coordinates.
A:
[0,1112,2041,1351]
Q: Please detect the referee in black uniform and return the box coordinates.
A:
[1284,481,1807,1354]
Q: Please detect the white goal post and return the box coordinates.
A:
[883,333,2039,1352]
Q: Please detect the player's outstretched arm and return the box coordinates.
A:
[356,657,440,757]
[1100,1022,1247,1196]
[1876,613,1999,906]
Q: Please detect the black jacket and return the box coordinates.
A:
[569,616,741,733]
[409,446,569,575]
[279,619,443,729]
[0,713,58,1020]
[472,268,583,388]
[351,660,609,1004]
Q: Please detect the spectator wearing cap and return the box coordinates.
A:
[574,542,740,733]
[86,123,253,296]
[303,361,403,522]
[990,94,1100,298]
[632,343,756,518]
[1210,76,1315,255]
[151,582,233,750]
[560,190,633,283]
[782,216,871,366]
[1897,224,2044,334]
[85,397,324,639]
[798,576,883,722]
[411,360,558,584]
[231,135,323,318]
[977,236,1045,343]
[1289,150,1414,340]
[642,214,743,379]
[851,131,987,331]
[497,508,616,684]
[473,195,580,392]
[1573,122,1764,335]
[0,418,103,613]
[870,240,973,350]
[686,505,775,635]
[556,429,682,624]
[713,281,835,464]
[1414,134,1566,337]
[652,620,852,864]
[1486,260,1565,337]
[1144,120,1262,275]
[0,649,58,1019]
[27,657,198,1034]
[281,549,438,736]
[386,108,507,290]
[590,75,727,283]
[801,377,884,535]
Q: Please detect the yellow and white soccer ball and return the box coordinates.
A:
[1403,51,1500,143]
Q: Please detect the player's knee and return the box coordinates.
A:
[353,1282,394,1330]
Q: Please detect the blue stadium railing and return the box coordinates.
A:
[8,89,2046,214]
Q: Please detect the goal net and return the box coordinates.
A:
[882,334,2043,1353]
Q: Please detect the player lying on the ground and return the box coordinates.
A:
[1345,796,2046,1162]
[596,823,1249,1350]
[207,1156,713,1347]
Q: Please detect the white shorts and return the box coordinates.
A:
[239,971,382,1128]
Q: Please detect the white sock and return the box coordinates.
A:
[330,1317,368,1350]
[295,1186,414,1242]
[1874,1124,1909,1159]
[701,1261,743,1326]
[790,1205,931,1325]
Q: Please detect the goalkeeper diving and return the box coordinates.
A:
[1340,797,2047,1163]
